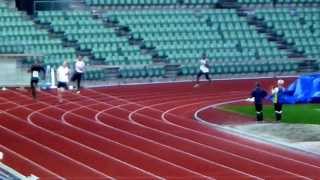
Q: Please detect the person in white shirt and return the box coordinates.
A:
[57,61,70,103]
[71,55,85,94]
[271,79,285,122]
[194,53,212,87]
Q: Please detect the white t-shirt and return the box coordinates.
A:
[75,60,85,73]
[199,58,209,73]
[271,87,279,95]
[57,66,70,83]
[32,71,39,78]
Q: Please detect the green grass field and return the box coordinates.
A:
[222,104,320,125]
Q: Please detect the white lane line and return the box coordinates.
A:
[194,100,320,165]
[61,108,205,179]
[128,96,294,179]
[85,90,316,178]
[87,89,320,170]
[7,88,318,179]
[34,92,213,179]
[6,90,163,180]
[0,121,108,179]
[124,97,263,179]
[158,99,312,179]
[1,95,113,179]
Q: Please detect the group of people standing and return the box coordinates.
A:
[29,55,85,103]
[251,79,285,122]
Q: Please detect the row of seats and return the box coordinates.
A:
[0,3,76,66]
[120,66,165,78]
[37,10,153,66]
[238,0,320,4]
[85,0,216,6]
[84,67,106,80]
[181,60,299,76]
[105,8,290,65]
[256,7,320,60]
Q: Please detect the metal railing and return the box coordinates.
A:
[33,0,86,11]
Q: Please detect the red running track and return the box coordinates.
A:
[0,78,320,179]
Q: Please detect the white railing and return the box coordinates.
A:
[0,152,39,180]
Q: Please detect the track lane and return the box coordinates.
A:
[87,87,320,179]
[88,86,320,168]
[0,113,106,179]
[9,89,208,179]
[1,79,319,179]
[126,97,311,179]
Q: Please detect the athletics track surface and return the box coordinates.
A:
[0,78,320,179]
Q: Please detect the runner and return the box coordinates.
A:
[56,61,70,103]
[28,60,45,100]
[194,53,212,87]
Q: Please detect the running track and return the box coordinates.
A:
[0,79,320,179]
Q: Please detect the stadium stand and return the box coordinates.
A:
[237,0,320,6]
[36,10,152,66]
[255,7,320,61]
[0,2,76,66]
[104,8,299,76]
[36,10,167,80]
[1,0,318,83]
[84,0,217,6]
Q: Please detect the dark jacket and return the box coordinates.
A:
[251,87,268,105]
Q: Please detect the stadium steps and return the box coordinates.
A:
[97,11,172,78]
[164,64,180,79]
[33,12,105,65]
[104,13,169,66]
[91,9,169,67]
[216,0,239,8]
[235,7,307,60]
[298,59,318,73]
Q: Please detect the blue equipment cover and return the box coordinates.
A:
[281,74,320,104]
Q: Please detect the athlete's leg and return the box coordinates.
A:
[194,71,203,87]
[30,78,38,99]
[204,73,212,83]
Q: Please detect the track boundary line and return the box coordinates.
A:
[194,100,320,163]
[3,88,320,174]
[61,108,208,179]
[105,89,320,169]
[85,75,297,88]
[126,97,264,179]
[0,96,115,179]
[88,88,320,169]
[5,90,169,180]
[10,89,214,179]
[0,120,107,179]
[156,100,313,179]
[1,83,318,179]
[128,97,312,179]
[27,105,161,179]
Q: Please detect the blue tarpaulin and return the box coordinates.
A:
[281,74,320,104]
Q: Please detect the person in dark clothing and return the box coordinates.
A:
[28,60,45,100]
[71,55,85,94]
[251,82,268,121]
[272,79,285,122]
